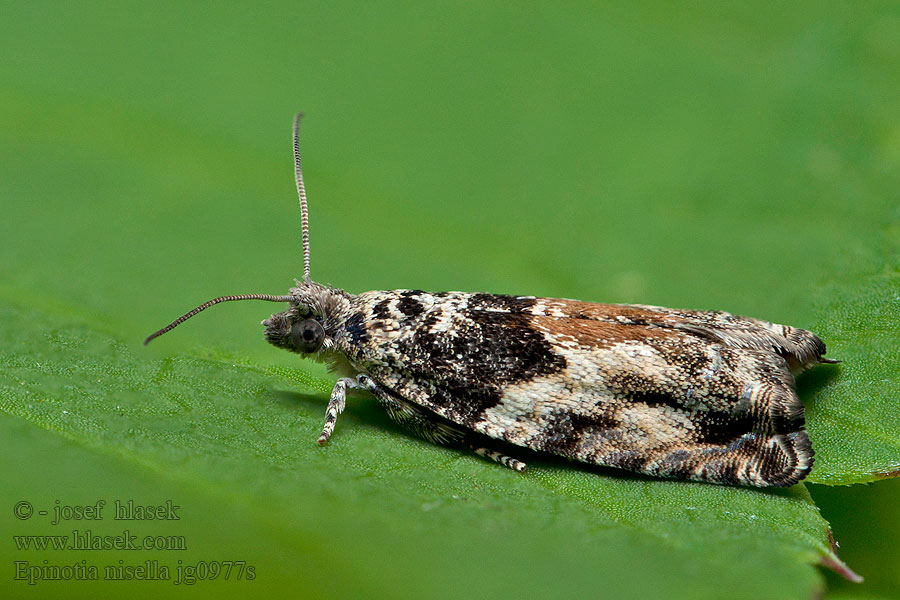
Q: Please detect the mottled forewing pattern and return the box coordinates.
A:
[338,290,822,486]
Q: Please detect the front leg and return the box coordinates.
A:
[317,374,408,445]
[317,376,363,445]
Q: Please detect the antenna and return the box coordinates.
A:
[144,293,294,345]
[293,113,311,282]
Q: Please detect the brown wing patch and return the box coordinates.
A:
[534,300,668,322]
[530,314,683,348]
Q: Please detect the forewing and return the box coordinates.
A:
[347,291,823,486]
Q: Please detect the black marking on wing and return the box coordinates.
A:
[396,290,426,319]
[540,411,622,455]
[373,298,392,321]
[343,313,369,347]
[629,391,758,446]
[360,293,567,424]
[400,297,567,422]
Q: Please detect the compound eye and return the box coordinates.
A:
[290,319,325,353]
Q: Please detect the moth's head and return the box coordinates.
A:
[143,279,355,355]
[262,280,354,356]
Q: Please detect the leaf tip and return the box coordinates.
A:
[820,529,863,583]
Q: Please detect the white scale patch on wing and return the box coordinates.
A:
[479,337,680,446]
[428,295,471,336]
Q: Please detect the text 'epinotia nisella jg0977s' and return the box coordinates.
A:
[146,114,838,487]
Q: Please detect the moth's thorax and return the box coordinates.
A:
[261,280,357,362]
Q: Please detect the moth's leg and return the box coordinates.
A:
[467,444,527,473]
[357,375,528,472]
[317,376,361,445]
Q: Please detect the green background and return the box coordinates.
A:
[2,2,899,598]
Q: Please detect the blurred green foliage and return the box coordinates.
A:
[2,2,899,598]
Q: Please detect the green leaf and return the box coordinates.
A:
[0,299,844,599]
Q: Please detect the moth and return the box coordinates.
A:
[146,114,837,487]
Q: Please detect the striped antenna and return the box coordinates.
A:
[293,113,311,282]
[144,294,294,345]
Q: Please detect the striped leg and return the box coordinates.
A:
[317,376,360,445]
[468,444,528,472]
